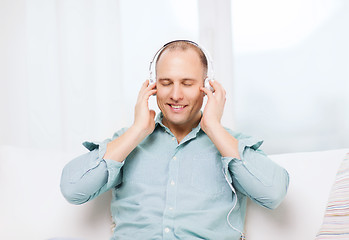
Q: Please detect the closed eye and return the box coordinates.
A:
[159,79,172,86]
[182,79,195,87]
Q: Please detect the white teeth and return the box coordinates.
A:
[171,105,184,109]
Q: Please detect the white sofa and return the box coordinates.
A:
[0,145,348,240]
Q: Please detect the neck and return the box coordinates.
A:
[162,112,202,143]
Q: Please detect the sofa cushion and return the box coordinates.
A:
[245,148,349,240]
[1,145,348,239]
[0,145,112,240]
[315,152,349,239]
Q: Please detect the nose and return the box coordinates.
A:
[170,83,184,101]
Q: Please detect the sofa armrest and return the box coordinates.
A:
[244,148,349,240]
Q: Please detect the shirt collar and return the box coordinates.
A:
[155,112,203,141]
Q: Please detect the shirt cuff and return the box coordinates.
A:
[104,158,125,188]
[80,128,128,185]
[79,139,124,188]
[81,127,129,169]
[82,139,110,165]
[221,137,264,183]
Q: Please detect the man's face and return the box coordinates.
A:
[156,48,205,129]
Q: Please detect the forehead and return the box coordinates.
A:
[156,49,205,77]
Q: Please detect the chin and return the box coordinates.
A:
[166,112,201,127]
[166,115,187,124]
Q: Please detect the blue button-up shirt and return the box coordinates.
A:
[61,113,289,240]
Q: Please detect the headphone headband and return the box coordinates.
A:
[149,40,214,84]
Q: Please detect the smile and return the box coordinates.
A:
[170,104,185,109]
[168,104,187,111]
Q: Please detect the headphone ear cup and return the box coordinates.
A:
[204,77,214,92]
[149,77,156,85]
[148,78,157,96]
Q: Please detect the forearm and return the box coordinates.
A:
[103,125,149,162]
[203,122,240,159]
[228,148,289,209]
[205,123,289,209]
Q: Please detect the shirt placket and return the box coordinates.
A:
[162,136,180,240]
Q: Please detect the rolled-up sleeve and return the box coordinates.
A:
[222,133,289,210]
[60,128,127,205]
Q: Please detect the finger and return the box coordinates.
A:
[143,89,157,100]
[138,80,155,98]
[209,80,226,99]
[141,79,150,89]
[144,82,157,97]
[200,86,214,99]
[138,80,150,97]
[146,81,157,91]
[209,80,221,91]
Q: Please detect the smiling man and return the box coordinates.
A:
[60,40,289,240]
[156,44,206,142]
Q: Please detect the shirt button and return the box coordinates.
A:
[172,137,176,141]
[169,207,174,210]
[164,227,170,233]
[170,180,175,186]
[173,156,177,160]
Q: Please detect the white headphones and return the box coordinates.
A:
[148,40,215,92]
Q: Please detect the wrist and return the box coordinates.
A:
[201,121,222,135]
[130,123,152,139]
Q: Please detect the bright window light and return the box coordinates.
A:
[231,0,341,53]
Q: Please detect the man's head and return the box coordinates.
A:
[155,40,208,131]
[156,41,208,79]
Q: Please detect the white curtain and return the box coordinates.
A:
[198,0,235,129]
[0,0,234,153]
[1,0,124,152]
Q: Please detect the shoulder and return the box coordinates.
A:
[223,127,252,140]
[82,127,129,151]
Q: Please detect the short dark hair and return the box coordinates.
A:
[156,40,208,77]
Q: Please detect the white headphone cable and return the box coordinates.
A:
[222,168,246,240]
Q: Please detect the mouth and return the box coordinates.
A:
[167,104,187,112]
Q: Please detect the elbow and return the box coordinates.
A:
[59,150,106,205]
[60,182,90,205]
[258,187,287,210]
[263,189,287,210]
[263,171,290,210]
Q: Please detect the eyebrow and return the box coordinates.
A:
[182,78,197,82]
[158,78,171,82]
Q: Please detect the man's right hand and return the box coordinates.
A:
[133,79,157,136]
[103,80,157,162]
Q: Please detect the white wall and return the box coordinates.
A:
[232,0,349,154]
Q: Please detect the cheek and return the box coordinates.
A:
[156,88,168,106]
[155,87,166,98]
[186,87,204,100]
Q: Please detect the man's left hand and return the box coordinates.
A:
[200,80,226,133]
